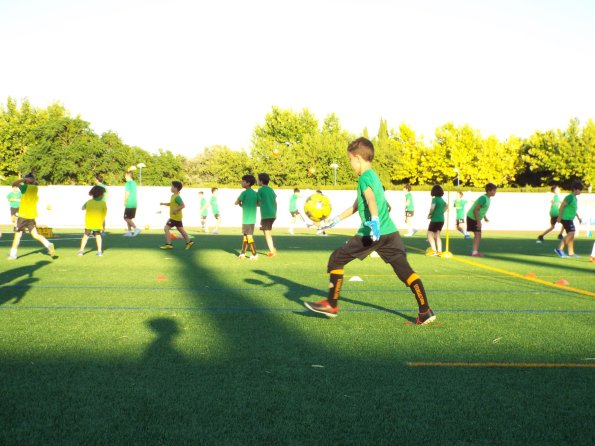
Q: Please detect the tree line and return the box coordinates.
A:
[1,98,593,189]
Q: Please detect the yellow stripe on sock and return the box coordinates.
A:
[406,273,420,286]
[330,269,344,275]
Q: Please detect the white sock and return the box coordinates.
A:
[591,242,595,257]
[43,240,50,248]
[10,248,17,257]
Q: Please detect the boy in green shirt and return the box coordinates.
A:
[7,184,21,231]
[210,187,220,234]
[453,190,470,238]
[304,137,435,325]
[426,184,446,256]
[199,191,209,232]
[159,181,194,250]
[466,183,497,257]
[256,173,277,257]
[8,173,55,260]
[537,185,564,243]
[235,174,258,259]
[123,171,140,237]
[288,187,307,235]
[555,181,583,258]
[404,184,417,236]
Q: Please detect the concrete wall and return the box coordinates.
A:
[1,185,594,234]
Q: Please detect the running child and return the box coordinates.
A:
[256,173,277,257]
[404,184,416,236]
[537,185,564,243]
[210,187,221,234]
[555,181,583,258]
[304,137,436,324]
[159,181,194,250]
[453,190,470,238]
[235,174,258,260]
[426,184,446,256]
[199,191,209,232]
[78,185,107,256]
[288,188,307,234]
[7,173,55,260]
[466,183,497,257]
[7,183,21,231]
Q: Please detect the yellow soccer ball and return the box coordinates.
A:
[304,193,332,223]
[145,225,150,231]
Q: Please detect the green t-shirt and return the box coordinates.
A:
[549,194,560,218]
[454,197,467,220]
[200,197,208,217]
[405,192,414,211]
[238,188,258,224]
[257,185,277,219]
[124,180,137,208]
[357,169,397,237]
[7,190,21,208]
[97,182,107,202]
[289,193,298,212]
[430,196,446,222]
[467,195,490,221]
[210,195,219,214]
[561,194,578,220]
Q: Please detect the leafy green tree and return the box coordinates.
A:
[185,145,251,185]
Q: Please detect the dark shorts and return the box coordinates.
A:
[456,218,464,224]
[428,221,444,232]
[166,219,183,228]
[561,219,575,233]
[466,216,481,233]
[201,214,208,219]
[124,208,137,219]
[290,210,300,217]
[213,213,220,219]
[84,228,102,236]
[10,208,19,216]
[550,216,559,226]
[328,232,415,284]
[242,224,255,235]
[405,211,414,218]
[260,218,276,231]
[16,217,36,233]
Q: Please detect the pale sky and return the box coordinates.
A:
[1,0,594,157]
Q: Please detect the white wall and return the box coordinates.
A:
[1,185,594,233]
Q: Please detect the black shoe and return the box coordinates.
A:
[536,235,544,243]
[416,308,436,325]
[558,234,564,240]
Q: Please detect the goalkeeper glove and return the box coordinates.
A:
[365,216,380,241]
[320,216,340,231]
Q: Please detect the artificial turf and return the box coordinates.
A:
[0,228,593,445]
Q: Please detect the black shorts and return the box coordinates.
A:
[16,217,36,233]
[124,208,137,219]
[428,221,444,232]
[456,218,464,224]
[290,210,300,217]
[405,211,414,218]
[84,228,102,236]
[166,219,183,228]
[328,232,415,284]
[260,218,276,231]
[213,213,220,219]
[561,219,575,233]
[550,216,559,226]
[201,214,208,219]
[10,208,19,216]
[466,217,481,233]
[242,224,255,235]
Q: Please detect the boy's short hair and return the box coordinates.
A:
[258,173,270,185]
[172,180,183,191]
[457,190,463,196]
[550,185,558,193]
[315,190,323,194]
[431,184,444,197]
[198,191,204,195]
[126,171,134,179]
[211,187,218,193]
[95,174,104,182]
[347,137,374,161]
[404,184,412,192]
[89,185,105,199]
[485,183,498,192]
[571,181,583,191]
[293,188,300,193]
[242,174,256,186]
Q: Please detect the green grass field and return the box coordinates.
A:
[0,228,593,445]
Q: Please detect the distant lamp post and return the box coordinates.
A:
[330,163,339,185]
[454,167,460,187]
[137,163,146,185]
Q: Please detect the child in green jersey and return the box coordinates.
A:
[537,185,564,243]
[210,187,220,234]
[235,174,258,259]
[7,184,21,231]
[256,173,277,257]
[288,188,307,235]
[304,137,435,325]
[466,183,497,257]
[8,173,55,260]
[199,191,209,232]
[426,184,446,256]
[159,181,194,250]
[79,185,107,256]
[555,181,583,258]
[453,190,470,238]
[404,184,417,237]
[123,171,140,237]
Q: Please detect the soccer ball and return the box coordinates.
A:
[304,193,332,223]
[272,148,280,157]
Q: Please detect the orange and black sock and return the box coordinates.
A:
[406,273,430,312]
[327,269,344,307]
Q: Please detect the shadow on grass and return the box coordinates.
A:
[0,234,592,445]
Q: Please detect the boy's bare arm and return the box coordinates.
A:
[363,187,378,217]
